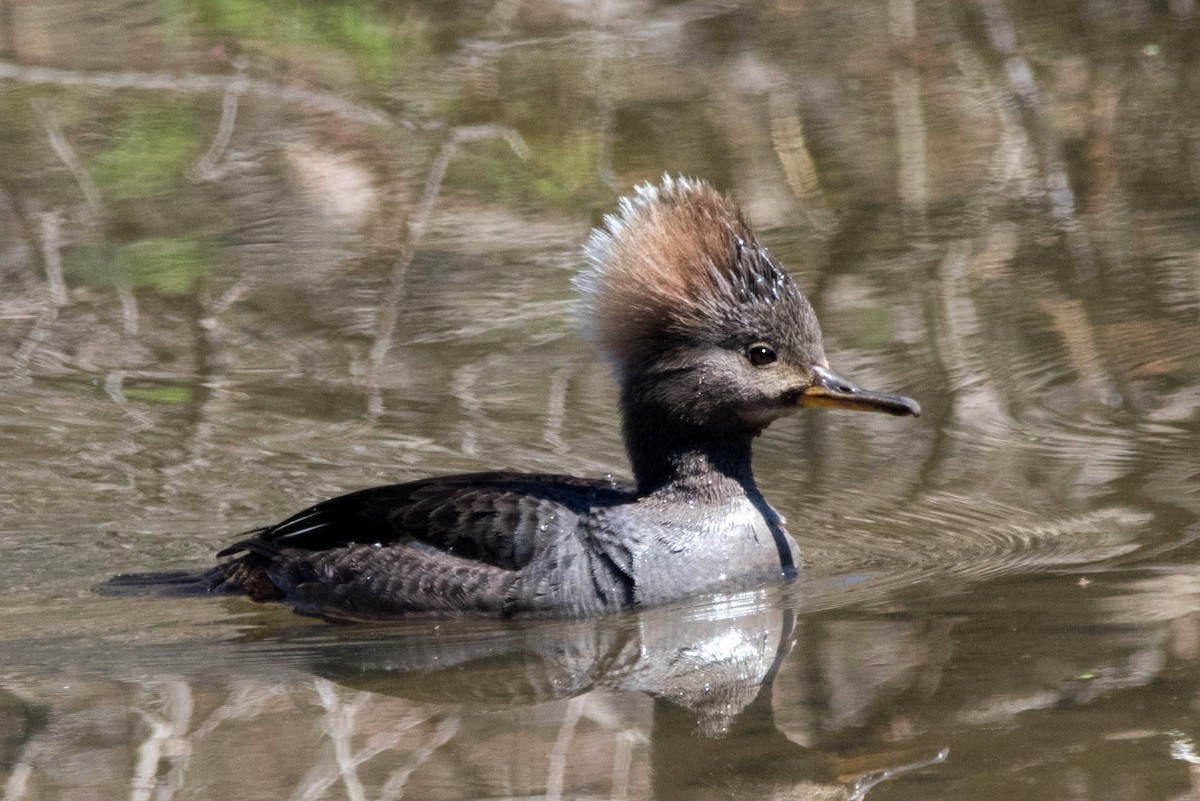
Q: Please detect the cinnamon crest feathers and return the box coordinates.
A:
[576,176,823,376]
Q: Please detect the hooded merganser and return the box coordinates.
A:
[116,176,919,619]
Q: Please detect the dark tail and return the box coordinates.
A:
[98,553,283,602]
[97,569,222,597]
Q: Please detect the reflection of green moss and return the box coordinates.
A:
[191,0,427,86]
[64,238,212,294]
[529,134,602,206]
[446,131,605,209]
[122,385,194,404]
[91,106,202,200]
[115,238,212,294]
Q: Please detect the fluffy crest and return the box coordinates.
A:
[575,175,804,368]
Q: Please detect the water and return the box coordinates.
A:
[2,1,1200,798]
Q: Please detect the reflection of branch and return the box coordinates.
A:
[189,82,242,181]
[460,0,745,54]
[295,680,460,801]
[928,239,993,397]
[889,0,928,218]
[581,5,619,190]
[130,682,195,801]
[2,739,37,800]
[12,211,68,371]
[450,361,483,457]
[610,728,636,801]
[0,60,391,126]
[133,683,287,797]
[158,277,257,477]
[192,682,285,737]
[39,212,69,308]
[202,279,252,329]
[544,364,572,453]
[32,97,146,420]
[768,93,835,235]
[971,0,1095,278]
[376,716,460,801]
[1035,292,1115,400]
[545,695,586,801]
[366,125,529,417]
[34,98,142,393]
[313,679,369,801]
[32,99,104,220]
[33,97,139,341]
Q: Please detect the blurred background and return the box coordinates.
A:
[1,1,1199,799]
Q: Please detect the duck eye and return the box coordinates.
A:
[747,343,777,367]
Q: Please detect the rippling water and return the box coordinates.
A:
[2,2,1200,799]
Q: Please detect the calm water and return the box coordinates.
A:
[2,1,1200,799]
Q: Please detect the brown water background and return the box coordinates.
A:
[2,1,1200,799]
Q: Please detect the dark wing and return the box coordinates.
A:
[218,471,634,571]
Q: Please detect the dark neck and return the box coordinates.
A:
[621,402,759,500]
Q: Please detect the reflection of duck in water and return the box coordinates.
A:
[302,597,946,798]
[110,177,918,619]
[309,592,799,735]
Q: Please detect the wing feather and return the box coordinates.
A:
[220,472,634,571]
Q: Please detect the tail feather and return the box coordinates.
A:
[97,569,222,598]
[99,553,284,602]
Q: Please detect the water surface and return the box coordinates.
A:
[2,1,1200,799]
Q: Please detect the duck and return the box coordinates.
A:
[109,176,919,619]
